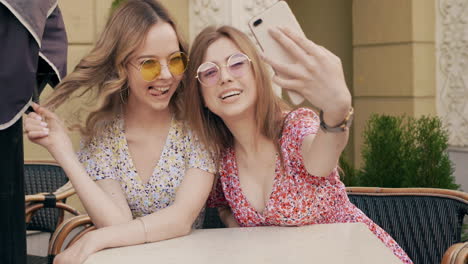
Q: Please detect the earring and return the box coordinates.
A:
[120,87,129,104]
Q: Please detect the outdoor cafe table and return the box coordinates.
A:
[84,222,403,264]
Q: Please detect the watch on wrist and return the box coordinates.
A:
[319,107,354,133]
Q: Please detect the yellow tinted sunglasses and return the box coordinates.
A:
[132,51,188,82]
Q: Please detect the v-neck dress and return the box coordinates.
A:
[77,116,216,227]
[207,108,412,263]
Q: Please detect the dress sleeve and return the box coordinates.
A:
[206,177,229,208]
[76,133,116,181]
[185,128,216,174]
[282,108,341,178]
[282,107,320,149]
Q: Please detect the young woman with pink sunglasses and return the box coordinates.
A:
[184,25,412,264]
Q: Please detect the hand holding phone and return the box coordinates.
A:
[249,1,351,113]
[248,1,305,105]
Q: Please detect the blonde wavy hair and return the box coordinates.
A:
[184,26,290,162]
[45,0,187,141]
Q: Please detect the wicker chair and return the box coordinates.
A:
[346,187,468,264]
[48,214,96,257]
[203,207,225,229]
[24,161,80,264]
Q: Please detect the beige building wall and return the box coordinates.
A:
[289,0,354,162]
[352,0,436,167]
[23,0,190,213]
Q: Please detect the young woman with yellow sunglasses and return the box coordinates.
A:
[23,1,215,263]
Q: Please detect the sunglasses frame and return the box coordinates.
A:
[131,51,189,82]
[195,52,252,87]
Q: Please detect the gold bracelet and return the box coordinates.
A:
[137,218,149,243]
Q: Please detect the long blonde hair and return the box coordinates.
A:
[184,26,290,162]
[45,0,187,140]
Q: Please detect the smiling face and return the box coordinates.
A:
[126,22,183,113]
[199,37,257,120]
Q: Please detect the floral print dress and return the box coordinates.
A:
[78,116,215,228]
[207,108,412,263]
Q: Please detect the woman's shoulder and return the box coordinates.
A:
[219,147,235,175]
[79,117,122,151]
[171,118,196,142]
[175,119,216,173]
[172,119,209,150]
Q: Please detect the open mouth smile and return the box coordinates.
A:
[148,86,170,96]
[219,90,243,100]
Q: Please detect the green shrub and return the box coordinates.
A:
[409,116,458,188]
[339,155,360,186]
[358,115,408,187]
[111,0,127,11]
[357,114,459,189]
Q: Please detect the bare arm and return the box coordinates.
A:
[25,103,132,227]
[59,155,133,227]
[52,167,214,264]
[101,168,214,245]
[263,27,352,177]
[300,109,350,177]
[218,207,240,227]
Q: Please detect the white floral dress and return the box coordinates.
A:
[77,116,216,228]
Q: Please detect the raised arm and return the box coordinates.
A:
[263,27,352,177]
[25,103,133,227]
[53,167,214,264]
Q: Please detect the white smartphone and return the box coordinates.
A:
[248,1,305,105]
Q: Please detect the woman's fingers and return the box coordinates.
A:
[261,53,303,79]
[30,102,64,131]
[272,74,304,91]
[24,112,49,134]
[31,102,58,121]
[25,117,48,128]
[279,27,323,57]
[27,130,49,139]
[268,28,310,65]
[24,123,49,133]
[24,119,49,138]
[28,111,43,121]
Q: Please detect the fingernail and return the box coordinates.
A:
[43,127,49,132]
[40,122,48,127]
[35,116,42,121]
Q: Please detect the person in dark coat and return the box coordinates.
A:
[0,1,67,263]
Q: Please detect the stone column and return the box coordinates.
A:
[352,0,437,167]
[436,0,468,190]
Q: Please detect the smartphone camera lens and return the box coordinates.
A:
[253,19,263,27]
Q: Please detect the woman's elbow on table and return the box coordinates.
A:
[167,207,198,237]
[171,216,193,237]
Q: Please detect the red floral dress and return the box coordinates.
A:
[207,108,412,264]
